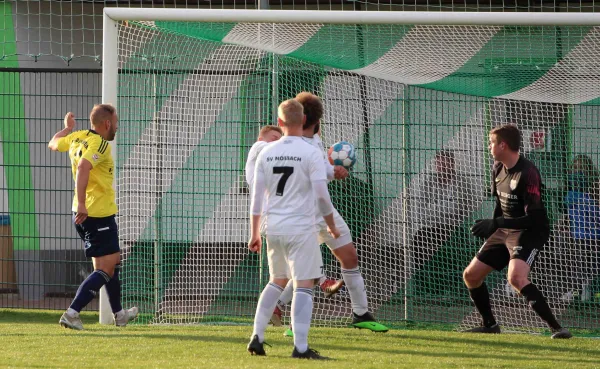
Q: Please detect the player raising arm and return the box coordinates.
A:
[246,125,342,328]
[271,92,388,335]
[48,105,138,330]
[463,124,571,339]
[246,99,339,360]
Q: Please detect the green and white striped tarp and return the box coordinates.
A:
[115,20,600,334]
[141,21,600,104]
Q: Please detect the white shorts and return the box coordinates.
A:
[266,233,323,281]
[316,211,353,250]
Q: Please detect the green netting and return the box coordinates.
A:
[115,19,599,335]
[2,0,600,320]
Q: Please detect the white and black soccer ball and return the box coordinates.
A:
[327,141,356,169]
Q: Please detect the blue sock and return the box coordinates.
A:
[105,265,123,314]
[69,270,111,312]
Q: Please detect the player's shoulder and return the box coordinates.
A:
[250,140,269,151]
[258,140,278,155]
[69,129,90,140]
[82,130,106,144]
[249,140,269,157]
[492,160,503,175]
[255,141,279,163]
[89,133,110,154]
[520,156,542,177]
[297,139,322,155]
[260,137,320,157]
[520,155,538,169]
[300,135,315,144]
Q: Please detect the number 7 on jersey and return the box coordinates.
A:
[273,166,294,196]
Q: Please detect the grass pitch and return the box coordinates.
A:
[1,309,599,368]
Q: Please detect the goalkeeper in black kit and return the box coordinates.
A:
[462,124,571,339]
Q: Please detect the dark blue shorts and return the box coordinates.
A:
[73,213,120,258]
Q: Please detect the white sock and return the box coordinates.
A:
[292,287,314,353]
[342,267,369,316]
[66,308,79,317]
[277,280,294,310]
[251,282,284,342]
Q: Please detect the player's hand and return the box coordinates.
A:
[328,226,341,239]
[334,166,349,180]
[74,203,88,225]
[471,218,498,239]
[248,235,262,253]
[64,112,75,131]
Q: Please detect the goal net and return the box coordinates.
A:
[111,11,600,334]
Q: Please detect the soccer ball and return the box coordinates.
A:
[327,141,356,169]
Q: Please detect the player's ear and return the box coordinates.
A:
[277,117,284,127]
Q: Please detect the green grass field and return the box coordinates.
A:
[1,309,599,368]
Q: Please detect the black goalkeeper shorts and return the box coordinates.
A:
[476,228,549,271]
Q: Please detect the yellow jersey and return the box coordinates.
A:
[57,129,117,217]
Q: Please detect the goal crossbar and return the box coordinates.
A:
[104,8,600,26]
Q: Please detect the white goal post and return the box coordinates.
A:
[101,8,600,330]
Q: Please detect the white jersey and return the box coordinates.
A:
[253,136,327,235]
[301,134,335,181]
[245,140,270,188]
[301,134,345,225]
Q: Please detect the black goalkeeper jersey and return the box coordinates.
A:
[492,156,550,230]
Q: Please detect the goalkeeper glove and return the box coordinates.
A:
[471,218,498,239]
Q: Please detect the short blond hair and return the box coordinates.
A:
[277,99,304,127]
[259,125,283,138]
[90,104,116,127]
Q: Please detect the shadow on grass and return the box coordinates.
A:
[311,339,599,365]
[0,310,98,325]
[406,331,600,356]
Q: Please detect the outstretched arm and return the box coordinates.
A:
[48,112,75,151]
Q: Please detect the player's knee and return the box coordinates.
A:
[334,244,358,269]
[270,278,289,289]
[341,250,358,268]
[507,274,528,290]
[463,268,481,286]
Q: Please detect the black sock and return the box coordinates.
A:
[105,265,123,314]
[520,283,561,330]
[468,283,497,328]
[70,270,111,312]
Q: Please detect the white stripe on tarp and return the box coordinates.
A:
[223,23,322,54]
[351,25,501,85]
[118,44,262,245]
[500,26,600,104]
